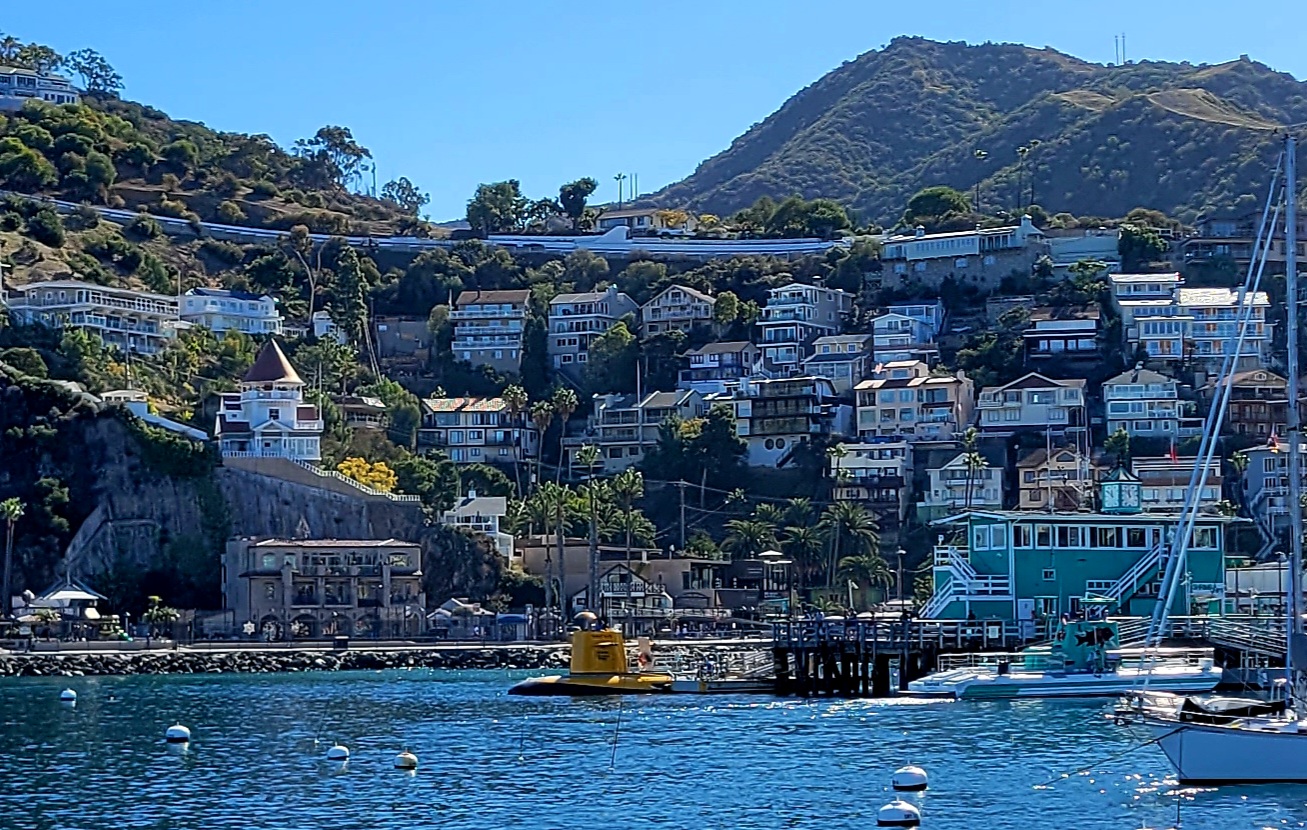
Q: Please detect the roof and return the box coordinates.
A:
[333,395,386,411]
[646,284,714,305]
[641,390,694,409]
[421,396,507,413]
[687,341,755,355]
[994,372,1085,391]
[552,288,630,304]
[38,579,105,603]
[455,289,530,306]
[1104,366,1175,386]
[1110,272,1183,283]
[811,334,873,347]
[597,207,664,219]
[242,340,303,385]
[445,495,508,516]
[855,373,963,391]
[932,509,1240,525]
[249,538,416,548]
[9,279,177,303]
[1225,369,1287,387]
[1177,287,1270,307]
[1015,447,1084,468]
[1028,305,1100,322]
[186,287,268,301]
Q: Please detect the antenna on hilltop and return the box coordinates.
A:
[1121,33,1127,64]
[1114,35,1119,65]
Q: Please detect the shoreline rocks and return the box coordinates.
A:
[0,643,765,678]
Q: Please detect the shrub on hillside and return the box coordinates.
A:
[216,200,246,224]
[199,239,244,266]
[156,198,188,219]
[25,209,65,247]
[0,211,22,231]
[248,180,279,200]
[68,204,100,231]
[126,212,162,240]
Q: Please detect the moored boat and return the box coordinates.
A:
[908,618,1220,700]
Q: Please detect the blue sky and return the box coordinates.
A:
[4,2,1306,219]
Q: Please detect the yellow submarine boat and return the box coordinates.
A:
[509,615,676,696]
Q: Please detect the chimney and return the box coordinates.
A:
[468,488,477,500]
[914,225,926,238]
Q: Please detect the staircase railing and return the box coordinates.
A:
[1101,541,1165,605]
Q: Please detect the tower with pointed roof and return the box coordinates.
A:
[214,340,323,461]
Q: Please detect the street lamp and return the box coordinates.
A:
[896,548,907,605]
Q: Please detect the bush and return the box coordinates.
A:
[216,200,246,224]
[125,212,161,240]
[199,239,245,266]
[213,173,241,197]
[25,209,65,247]
[0,211,22,231]
[248,180,279,199]
[156,198,188,218]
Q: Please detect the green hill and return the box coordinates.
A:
[652,37,1307,223]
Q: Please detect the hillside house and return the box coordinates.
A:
[640,284,715,337]
[678,341,762,395]
[757,282,853,372]
[418,396,538,466]
[2,279,179,356]
[976,373,1086,437]
[215,340,323,461]
[451,289,531,374]
[565,389,705,475]
[548,286,638,371]
[801,334,874,394]
[1110,273,1272,369]
[854,360,975,441]
[880,215,1048,288]
[180,288,283,336]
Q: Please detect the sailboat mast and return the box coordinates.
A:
[1286,132,1301,656]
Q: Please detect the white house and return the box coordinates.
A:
[548,286,638,370]
[311,311,347,345]
[1132,456,1222,513]
[0,66,80,109]
[920,452,1005,519]
[2,279,179,355]
[1102,365,1183,438]
[757,282,853,371]
[441,492,514,560]
[854,360,975,441]
[801,334,873,394]
[1110,272,1272,369]
[887,300,946,338]
[871,312,937,363]
[181,288,283,336]
[640,284,715,337]
[214,340,323,460]
[976,372,1086,437]
[101,389,208,441]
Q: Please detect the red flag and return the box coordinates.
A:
[1270,431,1281,453]
[1168,438,1178,463]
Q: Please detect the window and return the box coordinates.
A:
[992,524,1008,549]
[1193,527,1218,549]
[1036,525,1052,548]
[1042,569,1056,581]
[264,583,277,600]
[606,448,623,459]
[269,408,281,421]
[1013,525,1031,548]
[1126,528,1147,548]
[1092,526,1119,547]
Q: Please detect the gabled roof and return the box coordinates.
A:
[242,340,303,385]
[687,340,756,356]
[646,284,714,305]
[994,371,1084,391]
[1104,366,1175,386]
[454,289,531,306]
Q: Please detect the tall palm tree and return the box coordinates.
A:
[576,445,603,609]
[1015,145,1030,210]
[502,384,528,496]
[552,387,578,484]
[818,502,880,588]
[752,503,784,533]
[1,497,23,620]
[722,518,777,562]
[960,427,985,510]
[534,482,574,631]
[837,552,893,610]
[826,443,849,492]
[783,525,824,592]
[610,468,645,578]
[783,497,814,529]
[529,400,554,494]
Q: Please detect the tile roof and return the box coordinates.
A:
[242,340,303,385]
[455,289,531,306]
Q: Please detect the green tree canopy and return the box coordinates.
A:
[467,180,529,234]
[902,185,971,228]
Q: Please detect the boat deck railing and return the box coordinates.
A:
[935,645,1215,673]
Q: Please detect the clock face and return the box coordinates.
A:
[1103,484,1120,508]
[1122,485,1140,507]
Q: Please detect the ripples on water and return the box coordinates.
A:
[2,670,1307,829]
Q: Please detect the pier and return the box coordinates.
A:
[770,615,1290,698]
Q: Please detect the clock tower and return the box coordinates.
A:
[1100,465,1143,514]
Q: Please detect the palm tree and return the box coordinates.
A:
[0,37,20,62]
[1,497,23,620]
[837,552,893,610]
[752,503,784,532]
[972,148,989,211]
[1230,450,1251,507]
[818,502,881,588]
[826,443,849,492]
[610,468,645,578]
[783,525,824,592]
[1015,145,1030,210]
[783,497,814,529]
[529,400,554,494]
[576,445,603,609]
[534,482,574,630]
[552,387,578,483]
[722,518,777,562]
[502,384,528,496]
[959,427,985,510]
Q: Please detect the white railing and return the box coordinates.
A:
[1100,541,1165,603]
[286,459,422,502]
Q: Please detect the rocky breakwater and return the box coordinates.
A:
[0,646,570,678]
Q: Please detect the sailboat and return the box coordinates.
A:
[1119,132,1307,784]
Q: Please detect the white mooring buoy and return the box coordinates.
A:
[59,689,77,703]
[165,724,192,744]
[394,750,418,770]
[877,799,922,828]
[892,765,929,792]
[327,744,350,762]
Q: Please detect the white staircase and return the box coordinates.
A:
[1097,541,1165,605]
[919,545,1012,620]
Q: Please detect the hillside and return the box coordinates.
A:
[653,37,1307,223]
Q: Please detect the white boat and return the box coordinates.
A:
[909,619,1220,700]
[1118,134,1307,785]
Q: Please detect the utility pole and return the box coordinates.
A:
[678,480,686,551]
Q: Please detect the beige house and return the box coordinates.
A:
[640,284,715,337]
[566,389,705,474]
[418,396,539,466]
[450,289,531,373]
[1016,446,1100,511]
[802,334,874,395]
[855,360,975,441]
[222,538,426,640]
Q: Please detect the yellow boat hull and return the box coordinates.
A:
[508,672,676,696]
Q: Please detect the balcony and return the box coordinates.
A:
[455,322,523,336]
[450,307,526,320]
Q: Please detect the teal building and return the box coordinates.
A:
[922,468,1236,621]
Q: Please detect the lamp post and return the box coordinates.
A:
[896,548,906,606]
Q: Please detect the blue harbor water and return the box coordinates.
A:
[2,670,1307,830]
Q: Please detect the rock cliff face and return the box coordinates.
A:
[2,365,500,611]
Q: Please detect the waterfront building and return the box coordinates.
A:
[757,281,853,372]
[0,66,80,109]
[830,439,913,530]
[1132,456,1222,512]
[1015,446,1099,511]
[922,475,1235,622]
[1023,306,1100,362]
[871,312,937,364]
[13,578,107,640]
[1102,365,1192,438]
[1110,272,1272,369]
[450,289,531,374]
[801,334,874,395]
[222,538,426,639]
[180,288,283,336]
[854,360,975,441]
[441,492,514,560]
[548,286,638,371]
[919,449,1005,520]
[427,597,498,639]
[677,341,762,395]
[880,215,1047,288]
[332,395,387,431]
[565,389,704,475]
[639,284,715,337]
[976,372,1086,437]
[724,375,850,467]
[417,396,538,466]
[214,340,323,461]
[1,279,179,355]
[568,563,675,630]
